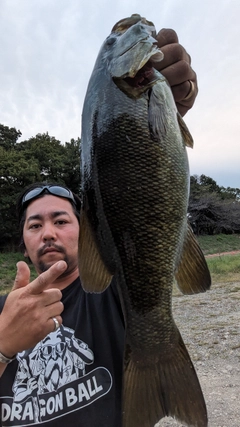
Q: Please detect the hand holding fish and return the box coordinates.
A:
[154,28,198,116]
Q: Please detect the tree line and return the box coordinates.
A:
[0,124,81,250]
[1,123,240,250]
[188,175,240,235]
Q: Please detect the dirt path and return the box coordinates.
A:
[156,276,240,426]
[206,250,240,258]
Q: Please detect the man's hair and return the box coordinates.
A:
[16,182,81,251]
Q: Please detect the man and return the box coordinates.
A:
[0,29,198,426]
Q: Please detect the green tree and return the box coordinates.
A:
[18,133,66,182]
[0,125,82,249]
[60,137,81,196]
[17,134,81,195]
[0,124,22,150]
[219,186,240,201]
[199,174,220,193]
[0,146,40,249]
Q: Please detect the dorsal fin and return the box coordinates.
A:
[177,112,194,148]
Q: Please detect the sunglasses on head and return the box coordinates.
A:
[21,185,77,209]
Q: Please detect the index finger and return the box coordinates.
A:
[28,261,67,294]
[156,28,179,47]
[154,42,191,73]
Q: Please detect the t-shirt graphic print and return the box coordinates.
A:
[2,325,113,426]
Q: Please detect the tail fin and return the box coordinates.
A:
[122,330,207,427]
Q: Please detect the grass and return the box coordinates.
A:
[1,234,240,293]
[206,253,240,282]
[197,234,240,255]
[0,252,37,294]
[197,234,240,282]
[206,254,240,274]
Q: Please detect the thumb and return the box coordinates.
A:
[12,261,31,290]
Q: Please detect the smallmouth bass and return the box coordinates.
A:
[79,14,211,427]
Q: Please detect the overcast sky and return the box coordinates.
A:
[0,0,239,188]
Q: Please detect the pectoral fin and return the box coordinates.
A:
[78,209,113,293]
[148,83,168,140]
[177,112,194,148]
[175,223,211,294]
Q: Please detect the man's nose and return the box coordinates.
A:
[42,224,57,241]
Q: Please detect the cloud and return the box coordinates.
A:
[0,0,239,188]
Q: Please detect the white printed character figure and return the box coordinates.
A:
[13,325,94,402]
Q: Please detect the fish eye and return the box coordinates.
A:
[106,35,117,46]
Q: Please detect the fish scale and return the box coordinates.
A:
[79,14,211,427]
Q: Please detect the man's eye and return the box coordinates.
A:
[29,224,41,229]
[56,220,67,225]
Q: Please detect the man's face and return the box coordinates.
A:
[23,195,79,276]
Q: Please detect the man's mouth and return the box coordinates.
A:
[38,245,64,257]
[42,248,59,254]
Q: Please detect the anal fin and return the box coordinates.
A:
[175,223,211,294]
[78,209,113,293]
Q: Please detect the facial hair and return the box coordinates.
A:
[30,243,75,277]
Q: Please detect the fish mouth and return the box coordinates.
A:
[109,16,164,97]
[114,57,163,97]
[112,36,163,97]
[124,61,158,88]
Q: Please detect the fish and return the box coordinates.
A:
[79,14,211,427]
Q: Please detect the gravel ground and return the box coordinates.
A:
[156,277,240,427]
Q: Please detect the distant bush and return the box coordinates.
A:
[188,175,240,235]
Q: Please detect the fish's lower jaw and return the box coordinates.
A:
[122,331,208,427]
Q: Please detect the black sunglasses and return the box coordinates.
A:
[21,185,77,208]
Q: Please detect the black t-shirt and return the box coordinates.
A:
[0,278,125,427]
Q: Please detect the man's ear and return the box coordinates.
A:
[24,249,28,258]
